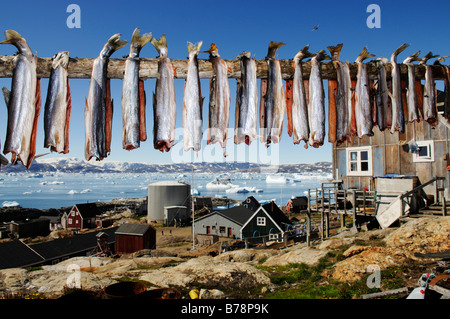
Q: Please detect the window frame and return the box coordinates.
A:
[346,146,373,176]
[256,217,266,226]
[413,140,434,163]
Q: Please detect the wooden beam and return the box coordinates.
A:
[0,55,447,80]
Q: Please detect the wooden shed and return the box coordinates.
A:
[114,223,156,254]
[63,203,101,230]
[332,95,450,202]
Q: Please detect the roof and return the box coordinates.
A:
[115,224,154,236]
[73,203,101,218]
[0,240,44,269]
[149,181,188,187]
[288,196,308,206]
[30,227,117,261]
[195,205,254,226]
[261,202,292,228]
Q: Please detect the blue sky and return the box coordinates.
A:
[0,0,450,165]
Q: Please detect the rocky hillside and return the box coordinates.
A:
[0,216,448,299]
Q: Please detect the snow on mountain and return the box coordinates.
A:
[0,157,332,175]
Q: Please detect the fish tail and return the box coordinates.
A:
[235,51,251,60]
[187,41,203,55]
[52,51,70,69]
[327,43,343,61]
[391,43,410,61]
[294,45,312,61]
[314,49,330,62]
[267,41,285,59]
[0,30,31,54]
[130,28,152,55]
[403,51,421,64]
[420,51,439,65]
[357,47,376,63]
[101,33,128,58]
[151,34,168,56]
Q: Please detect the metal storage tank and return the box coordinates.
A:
[147,181,191,224]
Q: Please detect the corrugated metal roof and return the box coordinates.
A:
[115,223,154,236]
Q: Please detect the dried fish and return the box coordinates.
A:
[355,47,375,138]
[44,51,71,154]
[389,44,409,133]
[308,50,328,148]
[151,34,177,152]
[204,43,230,150]
[235,51,258,145]
[420,51,440,126]
[122,28,152,151]
[1,30,41,168]
[403,51,421,122]
[85,33,127,161]
[262,41,286,146]
[291,45,312,147]
[183,41,204,152]
[375,57,390,131]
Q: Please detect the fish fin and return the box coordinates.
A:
[356,47,376,62]
[327,43,343,61]
[151,34,168,56]
[130,28,152,54]
[267,41,285,59]
[294,45,312,61]
[391,43,410,61]
[2,87,10,106]
[187,41,203,55]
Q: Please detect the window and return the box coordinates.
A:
[257,217,266,226]
[413,140,434,162]
[269,233,279,240]
[219,226,225,233]
[347,147,372,176]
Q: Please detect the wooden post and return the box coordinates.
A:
[321,185,324,240]
[307,189,311,247]
[352,190,357,231]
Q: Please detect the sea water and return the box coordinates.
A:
[0,171,330,209]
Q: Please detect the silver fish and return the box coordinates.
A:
[122,28,152,151]
[389,43,409,133]
[420,51,439,126]
[235,51,258,145]
[85,33,127,161]
[151,34,177,152]
[262,41,286,146]
[204,43,230,150]
[291,45,312,147]
[403,51,421,123]
[328,44,351,144]
[375,57,390,131]
[1,30,40,168]
[183,41,204,152]
[44,51,71,154]
[355,47,375,138]
[308,50,328,148]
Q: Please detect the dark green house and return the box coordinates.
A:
[241,201,292,241]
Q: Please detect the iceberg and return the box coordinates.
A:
[2,201,20,207]
[68,190,78,195]
[266,175,287,183]
[225,187,263,194]
[206,177,238,190]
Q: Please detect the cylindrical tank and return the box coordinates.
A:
[147,181,191,223]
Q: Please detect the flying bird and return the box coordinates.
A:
[311,24,319,31]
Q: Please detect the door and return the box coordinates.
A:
[228,227,232,237]
[206,226,210,234]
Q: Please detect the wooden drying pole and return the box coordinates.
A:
[0,55,447,80]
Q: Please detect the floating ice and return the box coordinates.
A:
[2,201,20,207]
[68,190,78,195]
[80,189,91,194]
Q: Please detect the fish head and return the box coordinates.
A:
[202,43,220,58]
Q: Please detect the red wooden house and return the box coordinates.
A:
[63,203,101,230]
[115,223,156,254]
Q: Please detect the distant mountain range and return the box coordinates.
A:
[0,157,332,175]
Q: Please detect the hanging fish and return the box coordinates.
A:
[308,50,329,148]
[389,44,409,133]
[437,57,450,119]
[420,51,440,126]
[43,51,71,154]
[262,41,286,146]
[122,28,152,151]
[328,44,352,144]
[204,43,230,151]
[1,30,41,168]
[375,57,390,131]
[235,51,258,145]
[403,51,421,123]
[151,34,177,152]
[183,41,204,152]
[290,45,312,147]
[355,47,376,138]
[85,33,127,161]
